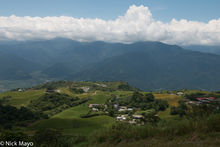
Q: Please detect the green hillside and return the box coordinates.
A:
[0,81,137,135]
[0,81,220,146]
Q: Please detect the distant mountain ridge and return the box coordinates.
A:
[1,38,220,91]
[183,45,220,55]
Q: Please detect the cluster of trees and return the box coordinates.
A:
[69,87,84,94]
[171,99,220,117]
[118,83,139,91]
[184,92,207,100]
[0,128,87,147]
[105,91,169,117]
[170,100,188,117]
[0,104,43,129]
[28,93,89,116]
[127,92,168,111]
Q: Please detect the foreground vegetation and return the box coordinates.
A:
[0,81,220,146]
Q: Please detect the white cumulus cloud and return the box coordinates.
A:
[0,5,220,45]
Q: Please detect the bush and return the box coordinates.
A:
[34,128,61,146]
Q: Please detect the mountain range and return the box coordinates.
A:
[1,38,220,91]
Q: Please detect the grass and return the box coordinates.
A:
[29,115,114,135]
[154,94,182,119]
[90,113,220,146]
[154,94,182,106]
[28,90,115,135]
[96,134,220,147]
[0,89,45,107]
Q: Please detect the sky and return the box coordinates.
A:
[0,0,220,45]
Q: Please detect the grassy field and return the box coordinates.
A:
[28,90,115,135]
[0,89,45,107]
[154,94,182,119]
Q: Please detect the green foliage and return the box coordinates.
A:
[114,91,168,111]
[0,130,28,142]
[34,128,62,146]
[154,99,169,111]
[28,92,89,117]
[170,100,188,117]
[184,92,206,100]
[141,110,160,124]
[0,104,40,129]
[170,106,179,115]
[118,83,138,91]
[28,93,78,112]
[69,87,84,94]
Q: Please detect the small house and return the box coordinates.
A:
[118,106,127,112]
[177,92,184,96]
[92,108,99,112]
[120,106,127,109]
[18,89,23,92]
[116,115,127,121]
[132,114,144,119]
[206,97,215,101]
[127,108,133,111]
[129,119,136,124]
[89,104,101,108]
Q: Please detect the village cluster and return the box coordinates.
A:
[186,96,218,105]
[88,103,146,124]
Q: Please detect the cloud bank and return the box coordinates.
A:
[0,5,220,45]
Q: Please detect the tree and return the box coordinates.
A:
[170,100,188,117]
[145,93,154,102]
[0,131,28,142]
[155,99,169,111]
[170,106,179,115]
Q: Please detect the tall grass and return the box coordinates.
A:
[90,113,220,144]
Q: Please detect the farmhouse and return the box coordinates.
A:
[18,88,23,92]
[177,92,184,96]
[132,114,144,119]
[127,108,133,111]
[118,106,127,112]
[196,97,216,103]
[92,108,99,112]
[89,104,102,108]
[187,100,201,105]
[129,119,136,124]
[116,115,127,121]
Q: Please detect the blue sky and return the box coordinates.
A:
[0,0,220,22]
